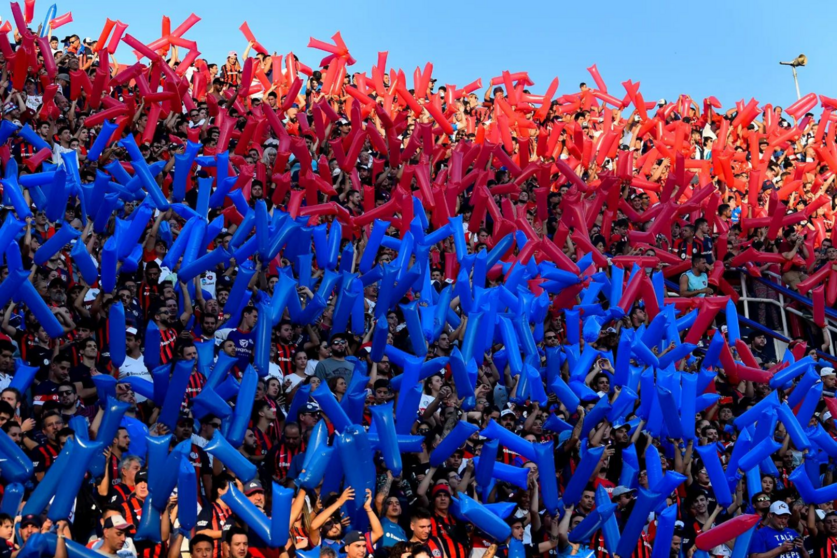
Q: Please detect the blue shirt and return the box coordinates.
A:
[750,525,802,558]
[226,328,257,371]
[381,518,407,547]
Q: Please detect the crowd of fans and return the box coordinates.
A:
[0,4,834,558]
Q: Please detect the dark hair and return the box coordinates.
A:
[0,402,14,418]
[225,527,248,545]
[411,507,432,522]
[190,533,214,551]
[0,388,20,405]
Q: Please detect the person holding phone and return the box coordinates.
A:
[750,501,809,558]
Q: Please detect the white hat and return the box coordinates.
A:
[770,501,791,516]
[657,98,667,107]
[500,409,515,418]
[822,411,832,423]
[820,367,835,378]
[817,509,827,521]
[611,486,636,499]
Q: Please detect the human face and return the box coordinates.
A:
[331,337,347,356]
[192,541,213,558]
[346,540,367,558]
[434,490,450,511]
[580,490,595,512]
[0,391,17,409]
[511,522,524,541]
[115,429,131,452]
[5,425,21,444]
[824,515,837,536]
[104,527,127,551]
[20,523,38,542]
[175,418,193,441]
[248,490,265,510]
[52,360,71,382]
[123,459,141,484]
[227,534,249,558]
[284,426,301,448]
[770,512,790,530]
[411,518,432,541]
[385,497,401,518]
[0,350,12,371]
[692,495,708,515]
[42,414,63,441]
[279,323,293,343]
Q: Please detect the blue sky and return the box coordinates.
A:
[28,0,837,112]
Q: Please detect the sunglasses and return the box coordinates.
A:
[332,339,347,345]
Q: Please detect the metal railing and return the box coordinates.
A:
[737,269,837,360]
[664,270,837,363]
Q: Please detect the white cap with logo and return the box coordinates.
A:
[770,501,791,516]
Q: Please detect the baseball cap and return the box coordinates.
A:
[228,51,237,58]
[135,470,148,484]
[821,367,836,378]
[343,531,365,549]
[500,409,515,418]
[301,402,320,414]
[20,514,42,529]
[244,480,264,495]
[126,327,138,336]
[611,486,636,499]
[817,509,827,521]
[822,412,833,424]
[103,514,134,530]
[770,501,791,516]
[432,484,452,497]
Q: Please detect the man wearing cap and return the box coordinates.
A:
[117,327,149,389]
[297,402,321,434]
[343,530,373,558]
[18,514,44,547]
[750,501,808,558]
[117,469,171,558]
[820,367,837,397]
[611,486,652,556]
[235,480,274,555]
[81,514,135,558]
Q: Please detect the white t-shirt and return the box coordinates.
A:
[304,359,318,377]
[118,355,151,403]
[284,373,305,393]
[419,393,435,414]
[88,537,138,558]
[200,271,217,299]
